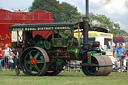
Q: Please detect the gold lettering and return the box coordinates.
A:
[0,43,4,47]
[0,35,4,41]
[5,34,11,40]
[0,33,11,41]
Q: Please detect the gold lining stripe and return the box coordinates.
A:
[0,23,20,24]
[75,48,78,60]
[78,23,80,46]
[17,31,19,46]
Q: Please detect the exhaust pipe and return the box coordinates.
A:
[83,0,89,44]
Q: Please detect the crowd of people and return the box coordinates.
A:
[64,43,128,73]
[0,44,18,71]
[63,60,82,72]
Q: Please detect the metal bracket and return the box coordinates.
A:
[80,63,113,67]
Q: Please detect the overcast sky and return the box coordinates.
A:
[0,0,128,31]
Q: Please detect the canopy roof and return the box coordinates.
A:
[89,27,108,33]
[9,22,108,32]
[9,23,77,31]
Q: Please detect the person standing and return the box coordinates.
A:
[11,48,18,69]
[122,49,128,72]
[8,52,14,71]
[0,47,4,71]
[4,44,12,71]
[114,43,126,72]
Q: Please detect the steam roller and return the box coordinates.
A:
[9,0,113,76]
[82,54,112,76]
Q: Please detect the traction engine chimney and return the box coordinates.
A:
[83,0,89,44]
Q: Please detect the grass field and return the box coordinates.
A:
[0,71,128,85]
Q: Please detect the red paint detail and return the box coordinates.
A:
[123,50,128,57]
[60,48,68,55]
[93,43,100,45]
[31,59,36,65]
[88,54,90,59]
[33,30,53,39]
[0,9,54,48]
[20,48,22,55]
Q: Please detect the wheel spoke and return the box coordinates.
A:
[92,67,96,73]
[25,61,31,64]
[29,65,33,73]
[88,67,93,73]
[40,56,44,61]
[28,51,33,59]
[34,65,40,72]
[36,60,44,64]
[34,52,40,59]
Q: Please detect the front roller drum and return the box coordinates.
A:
[95,55,112,76]
[20,47,49,76]
[82,55,112,76]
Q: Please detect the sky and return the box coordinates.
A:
[0,0,128,32]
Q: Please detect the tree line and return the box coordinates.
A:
[29,0,128,37]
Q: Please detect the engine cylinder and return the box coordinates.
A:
[91,41,101,52]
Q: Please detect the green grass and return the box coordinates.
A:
[0,71,128,85]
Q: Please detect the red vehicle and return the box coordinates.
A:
[113,37,128,51]
[113,37,128,46]
[0,9,54,48]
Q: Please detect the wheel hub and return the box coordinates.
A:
[31,59,36,65]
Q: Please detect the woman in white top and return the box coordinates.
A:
[4,44,12,71]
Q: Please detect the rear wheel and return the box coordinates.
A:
[20,47,49,76]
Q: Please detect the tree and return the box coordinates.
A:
[29,0,82,22]
[29,0,127,36]
[29,0,63,22]
[89,13,127,36]
[61,2,82,22]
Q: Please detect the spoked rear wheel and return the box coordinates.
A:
[82,55,112,76]
[20,47,49,76]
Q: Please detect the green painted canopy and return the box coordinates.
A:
[9,22,108,33]
[9,22,79,31]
